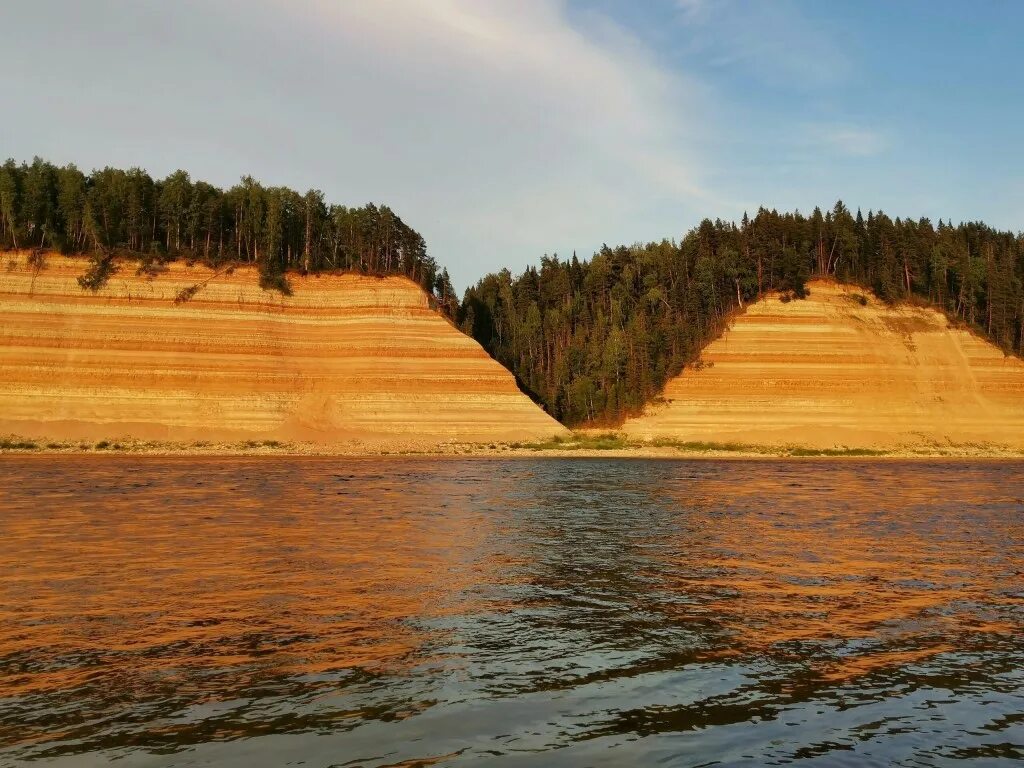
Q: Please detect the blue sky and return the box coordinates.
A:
[1,1,1021,289]
[614,1,1024,226]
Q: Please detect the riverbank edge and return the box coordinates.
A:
[3,434,1024,460]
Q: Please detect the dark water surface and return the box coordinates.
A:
[1,457,1022,766]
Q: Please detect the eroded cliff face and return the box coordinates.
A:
[0,254,566,445]
[623,280,1024,449]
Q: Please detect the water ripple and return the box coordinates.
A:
[0,457,1022,766]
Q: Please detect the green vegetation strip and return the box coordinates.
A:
[506,433,870,455]
[0,437,292,453]
[1,435,1020,458]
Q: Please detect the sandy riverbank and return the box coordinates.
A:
[4,434,1023,460]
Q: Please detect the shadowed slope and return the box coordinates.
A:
[622,280,1024,449]
[0,254,566,445]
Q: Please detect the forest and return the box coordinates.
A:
[459,204,1024,425]
[0,157,458,314]
[2,158,1022,428]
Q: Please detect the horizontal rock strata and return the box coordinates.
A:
[623,280,1024,449]
[0,254,566,445]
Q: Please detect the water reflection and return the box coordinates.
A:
[0,457,1022,765]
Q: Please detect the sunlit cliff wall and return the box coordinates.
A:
[623,280,1024,449]
[0,254,566,445]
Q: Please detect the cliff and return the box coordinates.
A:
[622,280,1024,449]
[0,253,566,445]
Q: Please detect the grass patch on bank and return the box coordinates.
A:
[242,439,284,449]
[0,438,39,451]
[511,433,771,453]
[0,436,303,454]
[504,434,898,457]
[516,432,630,451]
[786,447,889,457]
[644,438,768,453]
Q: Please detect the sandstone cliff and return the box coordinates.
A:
[0,254,566,445]
[623,280,1024,449]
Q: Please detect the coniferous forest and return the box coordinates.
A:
[0,157,458,314]
[460,205,1024,425]
[2,158,1022,427]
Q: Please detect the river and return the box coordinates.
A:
[1,457,1022,766]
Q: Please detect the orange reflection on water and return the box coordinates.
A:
[656,461,1024,682]
[0,457,501,708]
[1,456,1023,763]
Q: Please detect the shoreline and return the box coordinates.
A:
[3,436,1024,460]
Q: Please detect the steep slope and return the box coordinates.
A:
[0,254,566,445]
[622,280,1024,449]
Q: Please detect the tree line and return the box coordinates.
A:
[0,157,457,313]
[3,160,1021,427]
[459,202,1024,425]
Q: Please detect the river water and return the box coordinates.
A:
[0,457,1022,766]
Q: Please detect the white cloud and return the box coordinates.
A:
[287,0,723,284]
[4,0,899,288]
[2,0,729,288]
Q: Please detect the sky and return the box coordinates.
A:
[2,0,1022,289]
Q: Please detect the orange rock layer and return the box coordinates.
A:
[0,254,566,445]
[623,280,1024,449]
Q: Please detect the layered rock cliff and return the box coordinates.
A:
[0,254,566,445]
[623,280,1024,449]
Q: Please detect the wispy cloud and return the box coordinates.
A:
[675,0,709,22]
[813,125,889,157]
[4,0,924,288]
[673,0,850,87]
[292,0,725,281]
[1,0,731,287]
